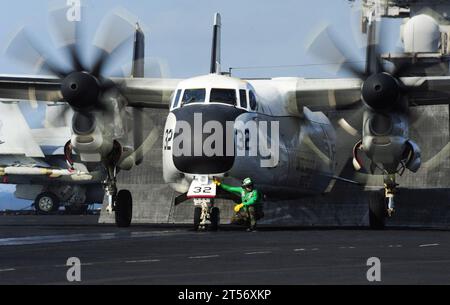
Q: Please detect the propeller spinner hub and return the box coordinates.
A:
[61,72,100,110]
[362,73,400,111]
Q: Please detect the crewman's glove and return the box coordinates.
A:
[213,179,221,186]
[234,203,244,213]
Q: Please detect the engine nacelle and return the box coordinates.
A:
[71,112,113,162]
[404,140,421,173]
[354,110,422,175]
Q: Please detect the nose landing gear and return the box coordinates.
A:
[193,198,220,231]
[188,176,219,231]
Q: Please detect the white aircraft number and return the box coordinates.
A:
[164,129,173,151]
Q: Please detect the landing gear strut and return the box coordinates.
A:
[104,165,133,228]
[369,174,398,230]
[193,198,220,231]
[384,175,398,218]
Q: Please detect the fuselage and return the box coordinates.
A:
[162,74,337,199]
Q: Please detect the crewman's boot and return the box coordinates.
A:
[247,226,257,232]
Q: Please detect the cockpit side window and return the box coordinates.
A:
[172,89,182,109]
[210,89,237,106]
[182,89,206,105]
[249,91,257,111]
[239,90,248,109]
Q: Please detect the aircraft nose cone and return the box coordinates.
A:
[172,104,245,174]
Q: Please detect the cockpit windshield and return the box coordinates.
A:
[210,89,237,106]
[182,89,206,105]
[249,91,257,111]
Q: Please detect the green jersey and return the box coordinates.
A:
[220,183,261,206]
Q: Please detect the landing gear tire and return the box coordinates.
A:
[115,190,132,228]
[369,193,386,230]
[35,192,60,215]
[209,207,220,232]
[194,207,202,231]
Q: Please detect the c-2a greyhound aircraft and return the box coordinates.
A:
[0,10,449,229]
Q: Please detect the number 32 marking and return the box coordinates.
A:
[192,186,212,194]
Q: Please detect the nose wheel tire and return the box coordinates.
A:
[210,207,220,231]
[193,206,220,231]
[194,207,202,231]
[35,192,60,215]
[115,190,133,228]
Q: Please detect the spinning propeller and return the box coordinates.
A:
[5,6,164,165]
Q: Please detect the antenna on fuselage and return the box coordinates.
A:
[210,13,222,74]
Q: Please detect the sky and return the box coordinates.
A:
[0,0,401,79]
[0,0,402,206]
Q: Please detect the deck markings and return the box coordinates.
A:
[245,251,272,255]
[419,243,439,248]
[188,255,220,259]
[125,259,161,264]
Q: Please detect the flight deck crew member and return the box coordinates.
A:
[214,178,262,232]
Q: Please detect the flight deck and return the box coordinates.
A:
[1,215,450,285]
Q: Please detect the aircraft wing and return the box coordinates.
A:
[0,75,62,102]
[2,74,449,110]
[114,77,182,109]
[288,78,363,110]
[402,76,450,106]
[281,76,450,111]
[0,74,181,109]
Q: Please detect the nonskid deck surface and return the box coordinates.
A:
[0,215,449,284]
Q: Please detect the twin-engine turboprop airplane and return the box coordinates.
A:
[0,8,449,229]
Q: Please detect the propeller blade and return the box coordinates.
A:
[365,18,382,75]
[4,27,68,78]
[91,8,136,77]
[91,50,109,78]
[49,6,86,72]
[130,117,160,164]
[306,24,366,79]
[66,43,86,72]
[335,104,365,137]
[133,109,145,165]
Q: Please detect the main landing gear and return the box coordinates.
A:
[104,165,133,228]
[193,198,220,231]
[384,175,397,218]
[369,174,398,230]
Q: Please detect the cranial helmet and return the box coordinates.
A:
[242,178,253,187]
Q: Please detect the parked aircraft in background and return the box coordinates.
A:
[0,102,104,214]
